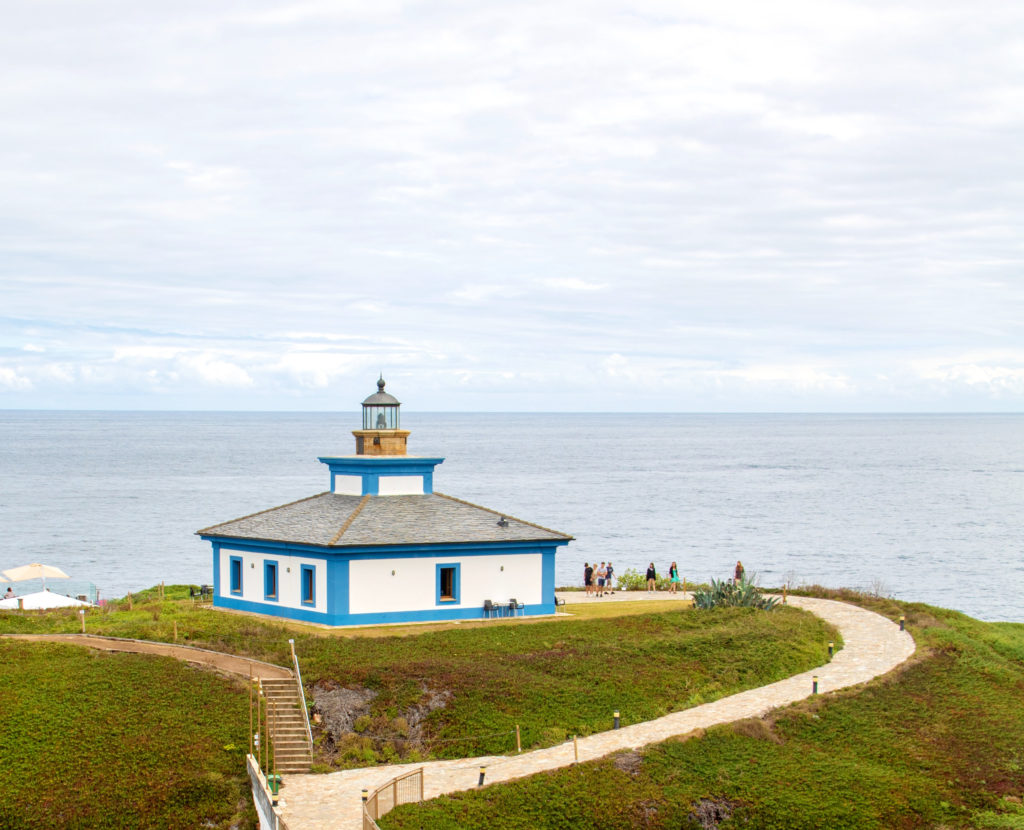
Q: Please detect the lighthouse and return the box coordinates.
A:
[198,378,573,626]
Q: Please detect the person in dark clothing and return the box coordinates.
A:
[646,563,657,593]
[584,562,595,596]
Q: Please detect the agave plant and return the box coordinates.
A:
[692,574,779,611]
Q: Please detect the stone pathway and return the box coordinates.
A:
[2,633,292,679]
[277,593,915,829]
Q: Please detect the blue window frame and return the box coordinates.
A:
[264,560,279,602]
[229,556,243,595]
[301,565,316,607]
[435,562,460,605]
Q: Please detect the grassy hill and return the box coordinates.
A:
[1,590,833,827]
[382,592,1024,830]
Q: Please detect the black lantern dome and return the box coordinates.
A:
[361,376,400,430]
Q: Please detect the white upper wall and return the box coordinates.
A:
[349,553,542,614]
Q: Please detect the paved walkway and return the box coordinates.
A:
[2,633,293,679]
[277,593,915,829]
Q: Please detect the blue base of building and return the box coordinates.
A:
[214,595,556,627]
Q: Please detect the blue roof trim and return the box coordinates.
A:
[198,536,569,558]
[318,456,445,477]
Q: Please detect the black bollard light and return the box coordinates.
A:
[478,766,486,787]
[828,641,834,658]
[812,675,819,695]
[361,789,368,803]
[613,710,620,730]
[899,615,905,631]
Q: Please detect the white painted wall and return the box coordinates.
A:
[219,549,327,611]
[377,475,425,495]
[348,553,542,614]
[332,475,362,496]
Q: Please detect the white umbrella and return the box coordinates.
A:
[2,563,70,591]
[0,589,90,611]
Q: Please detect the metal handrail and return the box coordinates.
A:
[288,638,314,761]
[363,767,425,829]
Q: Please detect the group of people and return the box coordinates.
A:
[582,561,615,596]
[642,559,745,593]
[644,562,683,593]
[581,560,748,596]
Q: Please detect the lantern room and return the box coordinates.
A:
[352,376,410,456]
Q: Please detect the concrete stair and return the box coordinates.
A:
[261,676,313,774]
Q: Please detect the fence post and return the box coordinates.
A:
[515,724,521,754]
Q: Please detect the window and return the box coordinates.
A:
[264,560,279,601]
[301,565,315,606]
[230,556,243,595]
[435,563,460,605]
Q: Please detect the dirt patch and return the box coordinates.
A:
[310,681,452,766]
[612,749,644,777]
[731,716,783,744]
[688,797,739,829]
[311,681,377,736]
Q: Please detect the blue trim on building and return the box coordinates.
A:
[300,565,316,606]
[212,543,221,596]
[318,456,445,476]
[207,534,568,626]
[200,535,568,559]
[541,548,555,605]
[229,554,243,595]
[263,559,279,602]
[326,558,349,617]
[213,595,554,627]
[435,562,461,605]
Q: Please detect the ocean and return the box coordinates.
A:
[1,411,1021,621]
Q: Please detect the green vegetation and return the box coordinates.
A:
[381,595,1024,830]
[1,591,836,769]
[693,575,780,610]
[0,640,254,830]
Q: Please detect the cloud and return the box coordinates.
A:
[0,367,32,390]
[1,1,1022,410]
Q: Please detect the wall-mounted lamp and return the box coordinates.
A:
[391,569,396,576]
[286,567,291,573]
[251,563,255,569]
[500,565,504,572]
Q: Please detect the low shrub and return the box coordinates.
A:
[693,575,779,610]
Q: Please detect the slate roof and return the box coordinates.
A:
[197,491,573,548]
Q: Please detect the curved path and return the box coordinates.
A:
[2,633,292,679]
[277,594,915,830]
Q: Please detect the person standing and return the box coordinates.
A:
[606,561,614,594]
[584,562,594,596]
[734,560,745,584]
[668,562,679,594]
[597,562,607,596]
[645,562,657,593]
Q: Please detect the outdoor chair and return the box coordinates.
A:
[483,599,496,618]
[509,598,525,616]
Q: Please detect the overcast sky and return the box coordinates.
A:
[2,0,1022,411]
